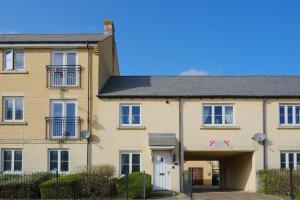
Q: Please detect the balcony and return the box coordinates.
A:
[45,117,82,140]
[46,65,81,88]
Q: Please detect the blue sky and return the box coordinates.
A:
[1,0,300,76]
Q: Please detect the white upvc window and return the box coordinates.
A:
[50,100,77,139]
[120,104,141,126]
[49,149,69,173]
[280,152,300,169]
[2,149,22,172]
[3,97,24,122]
[3,49,24,70]
[203,104,235,126]
[279,105,300,126]
[120,152,141,175]
[50,50,78,87]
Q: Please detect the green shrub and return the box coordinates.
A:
[117,172,151,199]
[0,173,52,199]
[39,174,80,199]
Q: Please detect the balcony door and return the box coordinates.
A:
[50,100,77,139]
[51,51,77,86]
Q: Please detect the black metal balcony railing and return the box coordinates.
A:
[46,65,81,88]
[45,117,82,140]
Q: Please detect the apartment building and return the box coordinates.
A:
[0,20,119,173]
[1,21,300,193]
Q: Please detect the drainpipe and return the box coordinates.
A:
[263,97,268,169]
[86,43,92,170]
[178,97,184,192]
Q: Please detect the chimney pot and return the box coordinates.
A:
[104,20,115,34]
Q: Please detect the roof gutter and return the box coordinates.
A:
[97,95,300,99]
[0,43,99,47]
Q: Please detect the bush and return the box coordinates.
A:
[117,172,152,199]
[257,169,300,196]
[39,174,80,199]
[0,172,52,199]
[77,164,117,197]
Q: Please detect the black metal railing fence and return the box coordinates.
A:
[45,117,82,141]
[46,65,81,88]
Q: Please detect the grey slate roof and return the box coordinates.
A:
[0,33,111,43]
[99,76,300,98]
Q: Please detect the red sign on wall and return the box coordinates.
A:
[209,139,230,148]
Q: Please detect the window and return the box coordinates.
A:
[2,149,22,172]
[49,149,69,172]
[4,49,24,70]
[203,105,234,125]
[280,152,300,169]
[120,152,140,175]
[120,105,141,126]
[50,100,77,138]
[51,51,78,86]
[3,97,24,122]
[279,105,300,126]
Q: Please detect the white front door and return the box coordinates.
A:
[153,151,171,191]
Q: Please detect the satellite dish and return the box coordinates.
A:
[252,133,266,142]
[80,130,91,139]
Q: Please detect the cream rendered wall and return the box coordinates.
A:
[181,99,264,191]
[182,98,263,152]
[266,99,300,169]
[225,152,256,191]
[92,98,180,191]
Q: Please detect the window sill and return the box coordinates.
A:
[277,125,300,129]
[117,126,146,130]
[0,70,29,74]
[0,121,28,125]
[200,125,240,130]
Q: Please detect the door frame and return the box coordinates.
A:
[152,150,172,191]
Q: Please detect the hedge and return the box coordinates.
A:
[257,169,300,196]
[0,173,52,199]
[117,172,152,199]
[39,174,80,199]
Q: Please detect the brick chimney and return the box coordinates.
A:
[104,20,115,34]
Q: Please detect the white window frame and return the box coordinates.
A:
[119,151,141,176]
[3,97,24,122]
[1,149,23,173]
[280,152,300,169]
[51,50,78,87]
[202,104,235,126]
[279,104,300,126]
[50,100,78,139]
[3,49,25,71]
[48,149,70,173]
[119,104,141,126]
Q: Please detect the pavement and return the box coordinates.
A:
[149,186,282,200]
[150,192,282,200]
